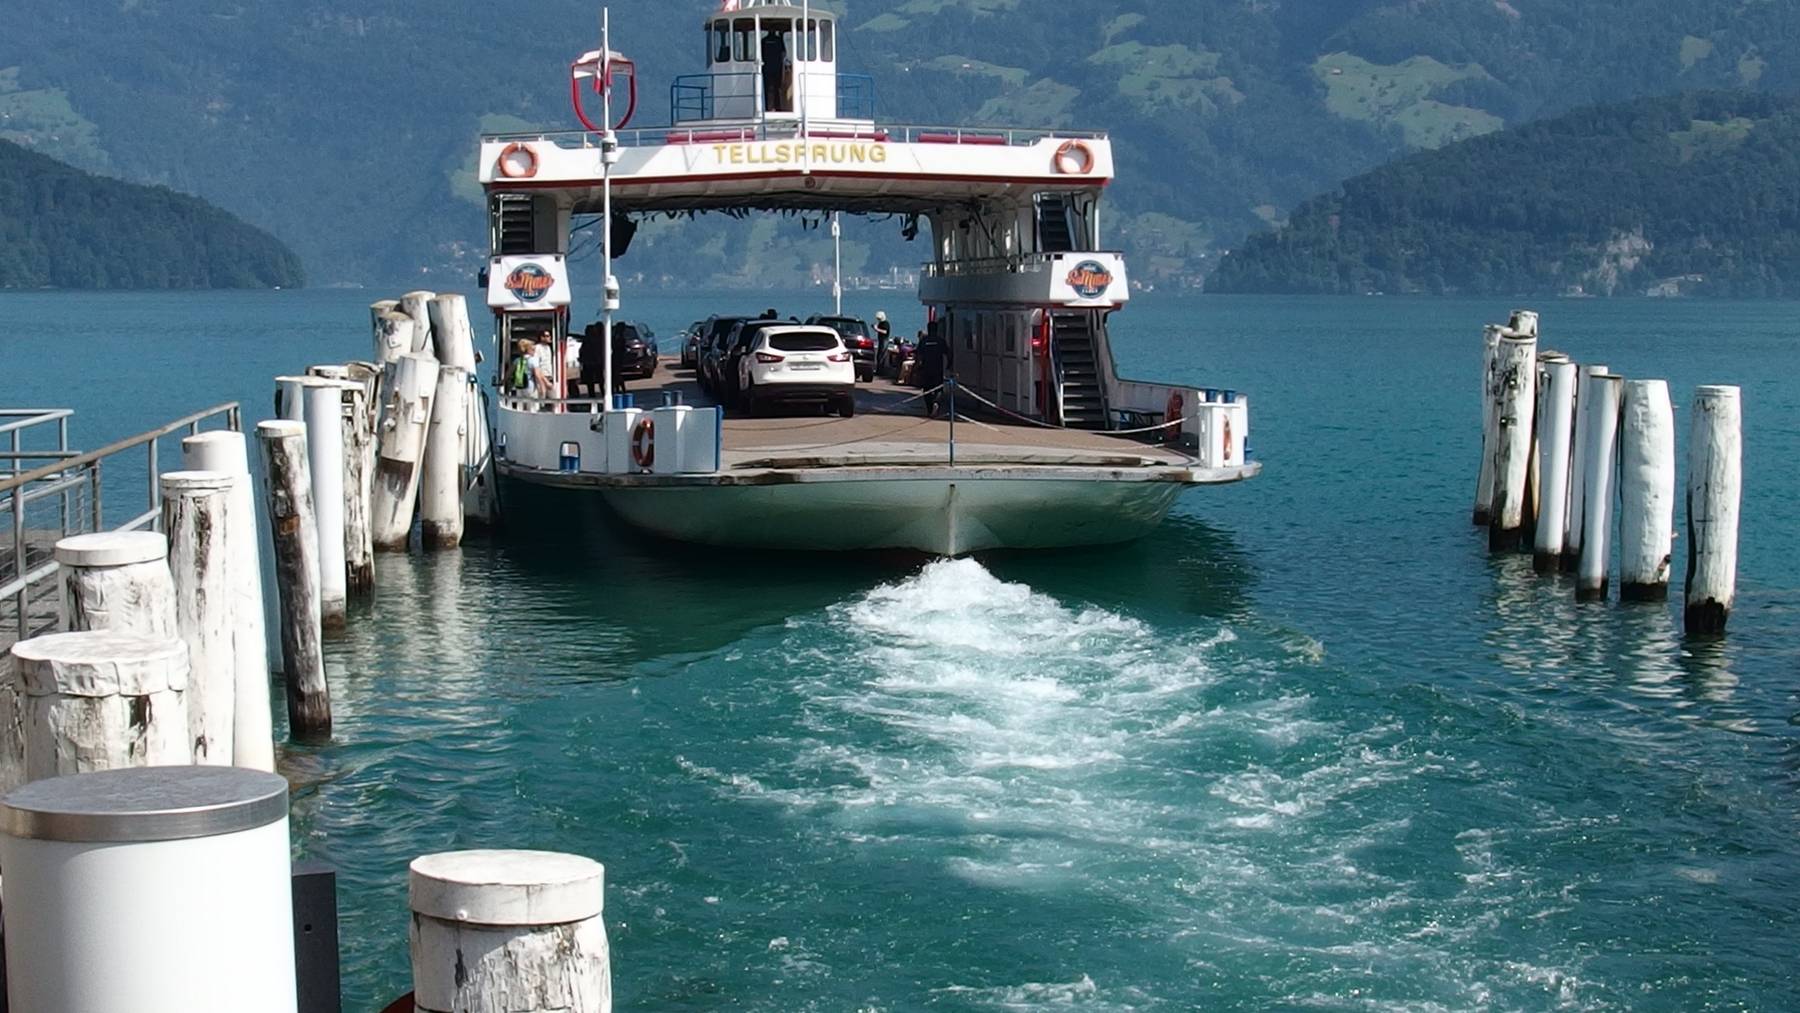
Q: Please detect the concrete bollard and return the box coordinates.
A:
[1563,363,1608,571]
[0,765,296,1013]
[1685,385,1743,635]
[420,365,470,550]
[255,421,331,741]
[372,353,439,552]
[1472,324,1502,526]
[409,850,611,1013]
[180,432,275,773]
[302,382,349,628]
[1487,331,1537,551]
[56,531,178,638]
[1532,358,1578,573]
[161,471,239,767]
[1619,379,1677,600]
[399,291,438,356]
[9,630,191,781]
[1576,374,1623,601]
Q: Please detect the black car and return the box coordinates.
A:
[806,315,876,381]
[699,315,752,396]
[578,320,657,390]
[679,319,705,369]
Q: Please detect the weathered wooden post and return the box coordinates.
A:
[0,766,297,1013]
[55,531,177,638]
[255,421,331,740]
[409,850,611,1013]
[304,378,376,595]
[1576,374,1623,601]
[427,292,479,371]
[1487,330,1537,551]
[1472,324,1502,526]
[372,353,439,552]
[370,298,400,346]
[180,431,275,772]
[1563,363,1608,571]
[301,381,349,629]
[160,471,238,766]
[419,365,470,549]
[1685,385,1743,635]
[1618,379,1677,600]
[399,290,438,356]
[374,312,416,371]
[9,630,191,781]
[1532,357,1578,573]
[274,375,310,422]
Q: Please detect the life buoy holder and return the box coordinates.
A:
[630,416,654,470]
[1054,139,1095,175]
[497,142,539,179]
[1163,391,1184,445]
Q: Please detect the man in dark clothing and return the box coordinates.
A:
[760,30,788,112]
[873,310,892,373]
[915,320,952,418]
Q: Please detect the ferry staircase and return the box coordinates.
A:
[1036,194,1077,253]
[1051,312,1109,430]
[495,195,537,255]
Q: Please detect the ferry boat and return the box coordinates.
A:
[478,0,1258,555]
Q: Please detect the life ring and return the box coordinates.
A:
[1223,415,1234,462]
[630,416,654,469]
[497,142,539,179]
[1163,391,1183,445]
[1054,139,1094,175]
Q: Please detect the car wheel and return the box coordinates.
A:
[837,394,856,419]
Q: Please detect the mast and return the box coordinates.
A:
[600,6,617,405]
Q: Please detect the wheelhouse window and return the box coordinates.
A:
[711,21,730,64]
[733,18,755,62]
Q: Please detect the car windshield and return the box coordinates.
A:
[611,323,642,344]
[819,317,869,337]
[709,318,745,343]
[769,331,840,352]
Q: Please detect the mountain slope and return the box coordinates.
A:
[3,1,1798,286]
[0,139,303,290]
[1208,92,1800,298]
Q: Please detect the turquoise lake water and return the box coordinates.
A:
[3,290,1798,1010]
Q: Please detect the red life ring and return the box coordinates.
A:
[1223,415,1234,461]
[497,142,539,179]
[630,416,654,469]
[1054,139,1094,175]
[1163,391,1183,445]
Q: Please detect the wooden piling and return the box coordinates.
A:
[180,431,275,772]
[274,375,310,422]
[1472,324,1502,526]
[399,291,438,356]
[10,630,192,781]
[255,421,331,741]
[374,312,417,376]
[371,353,439,552]
[1576,374,1623,601]
[419,365,470,550]
[1618,380,1677,600]
[427,293,479,372]
[160,471,238,766]
[1685,385,1742,635]
[409,850,611,1013]
[1563,363,1609,572]
[56,531,178,638]
[301,382,349,629]
[1532,358,1578,573]
[1487,331,1538,551]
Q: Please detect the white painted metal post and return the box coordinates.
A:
[274,375,310,423]
[160,471,238,767]
[832,212,842,315]
[1473,324,1501,526]
[1685,385,1742,634]
[1618,379,1676,600]
[1576,374,1623,601]
[1532,358,1578,573]
[410,850,611,1013]
[1487,331,1537,551]
[10,630,192,782]
[419,365,470,549]
[301,382,348,629]
[255,420,330,740]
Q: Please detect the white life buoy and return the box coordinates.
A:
[497,142,539,179]
[630,416,654,470]
[1054,139,1094,175]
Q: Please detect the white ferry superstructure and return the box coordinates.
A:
[477,0,1258,555]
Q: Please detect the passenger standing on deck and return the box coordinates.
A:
[874,310,891,372]
[915,320,951,418]
[528,331,557,404]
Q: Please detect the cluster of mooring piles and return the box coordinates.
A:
[1473,310,1743,634]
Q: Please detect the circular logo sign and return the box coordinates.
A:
[504,263,554,303]
[1066,260,1113,300]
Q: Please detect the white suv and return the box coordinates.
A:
[738,325,856,417]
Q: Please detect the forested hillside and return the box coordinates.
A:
[0,140,302,290]
[2,1,1797,287]
[1208,92,1800,298]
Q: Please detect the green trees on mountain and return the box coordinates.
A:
[1209,93,1800,297]
[0,140,303,290]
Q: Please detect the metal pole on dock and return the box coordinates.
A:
[255,420,331,741]
[1618,379,1676,600]
[599,9,619,413]
[160,470,238,766]
[1685,385,1742,634]
[1575,374,1623,601]
[302,381,349,629]
[832,212,842,316]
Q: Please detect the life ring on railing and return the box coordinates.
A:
[630,416,654,469]
[497,142,539,179]
[1054,139,1095,175]
[1163,391,1183,445]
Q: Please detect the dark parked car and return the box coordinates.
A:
[718,320,790,409]
[699,315,752,396]
[805,315,876,381]
[679,319,705,369]
[578,320,657,391]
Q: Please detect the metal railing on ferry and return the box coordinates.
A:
[669,72,877,124]
[0,403,241,648]
[919,251,1126,279]
[483,120,1106,150]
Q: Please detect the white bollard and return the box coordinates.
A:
[1685,385,1743,635]
[1563,363,1608,571]
[419,365,470,550]
[399,291,438,356]
[255,421,331,740]
[427,293,480,372]
[1473,324,1502,526]
[160,471,238,767]
[1618,380,1677,600]
[1508,308,1540,338]
[1575,374,1623,601]
[301,382,349,629]
[374,312,416,371]
[9,630,191,781]
[370,298,400,346]
[1487,331,1537,551]
[55,531,178,638]
[1532,358,1578,573]
[410,850,611,1013]
[0,766,297,1013]
[372,353,439,552]
[274,375,310,423]
[181,432,275,773]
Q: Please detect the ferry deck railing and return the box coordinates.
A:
[484,121,1106,150]
[1,403,242,649]
[670,72,876,123]
[919,250,1126,278]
